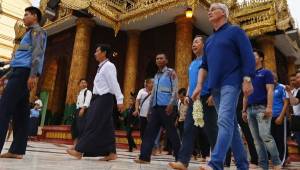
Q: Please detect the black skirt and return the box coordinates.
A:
[71,109,87,140]
[75,93,116,157]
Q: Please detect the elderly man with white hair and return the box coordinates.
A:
[191,3,256,170]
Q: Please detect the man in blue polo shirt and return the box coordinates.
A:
[192,3,255,170]
[0,7,47,159]
[242,49,281,170]
[169,35,218,170]
[271,73,289,164]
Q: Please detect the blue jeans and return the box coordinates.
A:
[208,85,248,170]
[247,105,281,170]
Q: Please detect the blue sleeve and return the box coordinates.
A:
[30,29,47,76]
[234,27,255,78]
[281,86,287,99]
[264,70,274,84]
[201,43,208,70]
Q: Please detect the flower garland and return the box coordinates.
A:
[192,99,204,127]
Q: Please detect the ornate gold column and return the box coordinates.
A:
[257,36,277,73]
[287,56,297,76]
[65,18,95,117]
[123,30,140,107]
[175,15,193,89]
[41,59,58,111]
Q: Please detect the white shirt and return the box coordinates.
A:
[76,88,92,109]
[93,60,124,104]
[136,88,151,117]
[34,99,43,108]
[177,100,188,122]
[292,88,300,115]
[34,99,43,111]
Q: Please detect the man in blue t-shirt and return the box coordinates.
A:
[242,49,281,170]
[271,73,289,164]
[169,35,218,170]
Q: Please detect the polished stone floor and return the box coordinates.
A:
[0,141,300,170]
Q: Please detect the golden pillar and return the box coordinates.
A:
[175,15,193,89]
[287,56,297,76]
[258,36,277,73]
[65,18,95,107]
[123,30,140,107]
[41,59,58,111]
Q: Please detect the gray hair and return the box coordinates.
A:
[211,3,229,19]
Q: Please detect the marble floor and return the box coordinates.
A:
[0,141,300,170]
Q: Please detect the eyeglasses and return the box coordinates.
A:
[208,7,222,13]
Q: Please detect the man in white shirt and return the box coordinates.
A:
[71,79,92,146]
[133,79,153,140]
[67,44,124,162]
[34,95,43,111]
[286,72,300,148]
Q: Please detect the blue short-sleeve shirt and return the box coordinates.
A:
[247,68,274,105]
[272,84,287,117]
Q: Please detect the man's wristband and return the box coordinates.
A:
[243,76,251,82]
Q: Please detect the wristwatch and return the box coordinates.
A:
[243,76,251,82]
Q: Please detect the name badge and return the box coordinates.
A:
[17,44,32,51]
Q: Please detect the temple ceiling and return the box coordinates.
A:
[35,0,294,37]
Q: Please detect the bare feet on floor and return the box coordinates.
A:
[273,165,282,170]
[66,149,82,160]
[99,153,117,161]
[133,158,150,164]
[0,152,23,159]
[168,161,187,170]
[249,164,259,169]
[199,165,213,170]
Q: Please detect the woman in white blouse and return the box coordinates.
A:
[67,44,124,161]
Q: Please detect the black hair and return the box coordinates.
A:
[194,35,206,43]
[96,43,113,59]
[78,78,87,84]
[178,88,187,96]
[253,49,265,61]
[156,53,168,60]
[130,91,137,98]
[25,6,42,23]
[290,73,296,77]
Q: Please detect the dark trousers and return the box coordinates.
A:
[193,127,210,158]
[0,68,30,155]
[177,96,218,165]
[178,121,184,140]
[29,117,39,136]
[271,117,288,162]
[201,95,218,148]
[126,127,136,150]
[139,106,180,162]
[139,116,147,140]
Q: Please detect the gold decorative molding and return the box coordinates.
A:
[40,0,293,37]
[231,0,293,37]
[43,6,73,29]
[56,0,208,35]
